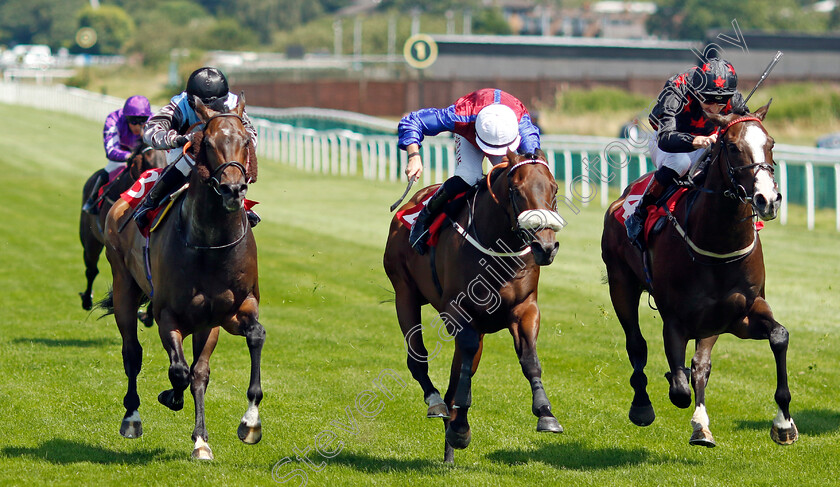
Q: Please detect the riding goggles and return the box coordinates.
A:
[126,116,149,125]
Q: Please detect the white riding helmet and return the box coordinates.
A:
[474,104,521,156]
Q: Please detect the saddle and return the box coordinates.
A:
[396,189,470,247]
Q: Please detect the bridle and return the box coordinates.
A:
[715,116,776,205]
[192,112,251,196]
[486,157,561,242]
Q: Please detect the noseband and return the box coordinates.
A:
[716,116,775,205]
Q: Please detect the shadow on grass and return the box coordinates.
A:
[328,451,443,473]
[486,441,699,470]
[734,408,840,436]
[11,337,119,348]
[1,438,178,465]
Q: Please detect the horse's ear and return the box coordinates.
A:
[754,98,773,121]
[505,148,517,163]
[193,96,213,122]
[234,91,246,117]
[535,148,546,161]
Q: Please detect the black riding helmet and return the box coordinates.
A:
[186,67,229,110]
[690,58,737,104]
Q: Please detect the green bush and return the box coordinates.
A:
[554,87,651,114]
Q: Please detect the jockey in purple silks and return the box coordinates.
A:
[398,88,541,254]
[136,66,261,229]
[82,95,152,214]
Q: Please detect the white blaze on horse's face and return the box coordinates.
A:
[743,124,780,220]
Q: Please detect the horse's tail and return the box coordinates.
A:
[94,287,115,318]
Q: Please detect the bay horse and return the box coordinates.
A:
[384,149,564,464]
[100,94,263,460]
[79,143,165,313]
[601,101,798,447]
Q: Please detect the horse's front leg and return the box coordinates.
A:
[190,326,220,460]
[444,322,482,453]
[511,304,562,434]
[738,298,798,445]
[663,319,691,409]
[157,309,189,412]
[225,297,265,445]
[689,336,718,447]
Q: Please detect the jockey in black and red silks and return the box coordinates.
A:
[625,57,750,246]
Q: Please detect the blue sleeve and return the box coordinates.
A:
[397,106,457,150]
[517,114,541,153]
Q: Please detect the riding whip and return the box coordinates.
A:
[389,177,416,212]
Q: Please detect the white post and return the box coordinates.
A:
[835,163,840,231]
[779,161,788,226]
[620,150,629,191]
[806,162,815,231]
[389,140,398,182]
[600,148,609,208]
[564,150,573,198]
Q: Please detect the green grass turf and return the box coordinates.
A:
[0,103,839,486]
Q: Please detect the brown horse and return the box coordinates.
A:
[100,94,263,460]
[601,102,798,447]
[384,149,564,464]
[79,143,165,312]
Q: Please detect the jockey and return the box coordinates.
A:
[135,66,260,229]
[82,95,152,214]
[625,57,750,246]
[399,88,541,254]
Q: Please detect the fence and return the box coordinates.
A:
[3,80,838,231]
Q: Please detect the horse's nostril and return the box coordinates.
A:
[775,193,782,203]
[754,194,767,207]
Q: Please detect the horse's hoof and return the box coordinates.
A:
[427,403,450,419]
[192,443,214,461]
[158,390,184,411]
[80,292,93,311]
[668,387,692,409]
[445,426,471,450]
[771,422,799,445]
[536,416,563,433]
[120,419,143,438]
[443,444,455,464]
[137,309,154,327]
[689,427,716,447]
[629,404,656,426]
[238,421,262,444]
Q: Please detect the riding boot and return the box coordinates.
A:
[82,169,109,215]
[133,165,189,229]
[626,166,679,247]
[246,209,260,228]
[409,176,471,255]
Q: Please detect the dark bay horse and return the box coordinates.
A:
[101,94,263,460]
[79,143,165,312]
[384,149,564,464]
[601,102,798,447]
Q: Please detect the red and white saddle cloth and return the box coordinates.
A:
[614,174,763,244]
[121,168,258,237]
[395,188,465,247]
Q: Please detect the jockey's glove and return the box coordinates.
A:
[174,134,192,147]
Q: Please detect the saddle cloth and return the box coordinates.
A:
[121,168,257,237]
[395,189,466,247]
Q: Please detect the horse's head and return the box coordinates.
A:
[189,93,252,213]
[706,100,781,221]
[487,149,563,266]
[127,143,166,180]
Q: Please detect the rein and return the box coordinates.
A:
[668,116,769,262]
[449,157,557,258]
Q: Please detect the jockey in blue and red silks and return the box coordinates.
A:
[624,57,750,247]
[82,95,152,214]
[398,88,541,254]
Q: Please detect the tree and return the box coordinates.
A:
[0,0,86,48]
[77,5,135,54]
[647,0,828,40]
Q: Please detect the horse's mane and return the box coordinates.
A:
[186,119,258,183]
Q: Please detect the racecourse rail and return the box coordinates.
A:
[5,81,839,231]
